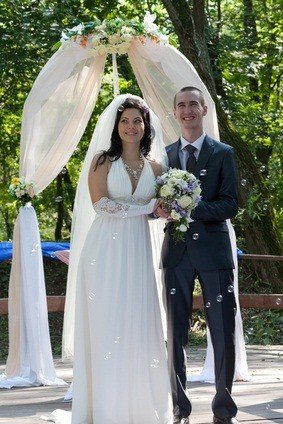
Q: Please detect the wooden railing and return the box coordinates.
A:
[239,254,283,261]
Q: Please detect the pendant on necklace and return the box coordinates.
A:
[122,154,144,181]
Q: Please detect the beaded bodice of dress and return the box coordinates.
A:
[107,157,156,205]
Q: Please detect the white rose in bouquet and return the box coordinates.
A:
[177,224,187,233]
[160,184,174,197]
[170,210,181,220]
[194,186,202,196]
[178,195,193,209]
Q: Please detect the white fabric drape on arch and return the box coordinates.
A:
[0,44,106,388]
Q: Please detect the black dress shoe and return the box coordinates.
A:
[213,416,239,423]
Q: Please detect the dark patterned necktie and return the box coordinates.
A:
[185,145,197,173]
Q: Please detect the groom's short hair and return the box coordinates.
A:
[174,86,205,107]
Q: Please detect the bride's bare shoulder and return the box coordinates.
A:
[146,157,163,177]
[90,153,112,173]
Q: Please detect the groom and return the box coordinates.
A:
[156,86,239,423]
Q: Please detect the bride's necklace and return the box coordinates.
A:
[122,154,144,181]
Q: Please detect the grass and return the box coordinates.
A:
[0,312,64,362]
[1,309,282,363]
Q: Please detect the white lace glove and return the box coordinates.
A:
[93,197,157,218]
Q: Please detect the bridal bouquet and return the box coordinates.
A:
[9,177,35,205]
[156,169,202,241]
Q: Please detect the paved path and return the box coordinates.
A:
[0,346,282,423]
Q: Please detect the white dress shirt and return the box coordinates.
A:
[179,132,206,170]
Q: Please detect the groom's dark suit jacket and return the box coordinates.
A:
[161,135,238,271]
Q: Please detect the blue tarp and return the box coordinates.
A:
[0,242,70,263]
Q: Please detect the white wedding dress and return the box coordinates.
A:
[65,157,172,424]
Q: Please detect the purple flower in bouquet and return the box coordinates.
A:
[156,176,165,185]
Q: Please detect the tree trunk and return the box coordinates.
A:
[62,169,74,232]
[243,0,259,98]
[242,0,272,170]
[206,0,225,96]
[54,168,74,238]
[1,209,13,240]
[55,174,64,241]
[261,0,277,108]
[161,0,283,291]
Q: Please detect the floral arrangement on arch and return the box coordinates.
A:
[58,13,169,56]
[9,177,35,206]
[156,169,202,242]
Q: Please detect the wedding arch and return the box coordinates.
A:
[0,14,250,388]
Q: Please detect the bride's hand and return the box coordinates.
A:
[153,200,170,219]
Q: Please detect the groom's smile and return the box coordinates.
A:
[174,90,208,138]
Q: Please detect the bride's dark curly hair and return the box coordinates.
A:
[94,98,153,170]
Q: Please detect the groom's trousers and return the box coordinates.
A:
[164,249,238,420]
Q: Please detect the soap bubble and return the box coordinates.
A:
[104,352,112,360]
[88,292,95,301]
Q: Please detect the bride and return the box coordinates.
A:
[56,94,173,424]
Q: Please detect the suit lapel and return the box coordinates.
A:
[167,139,182,169]
[195,135,215,176]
